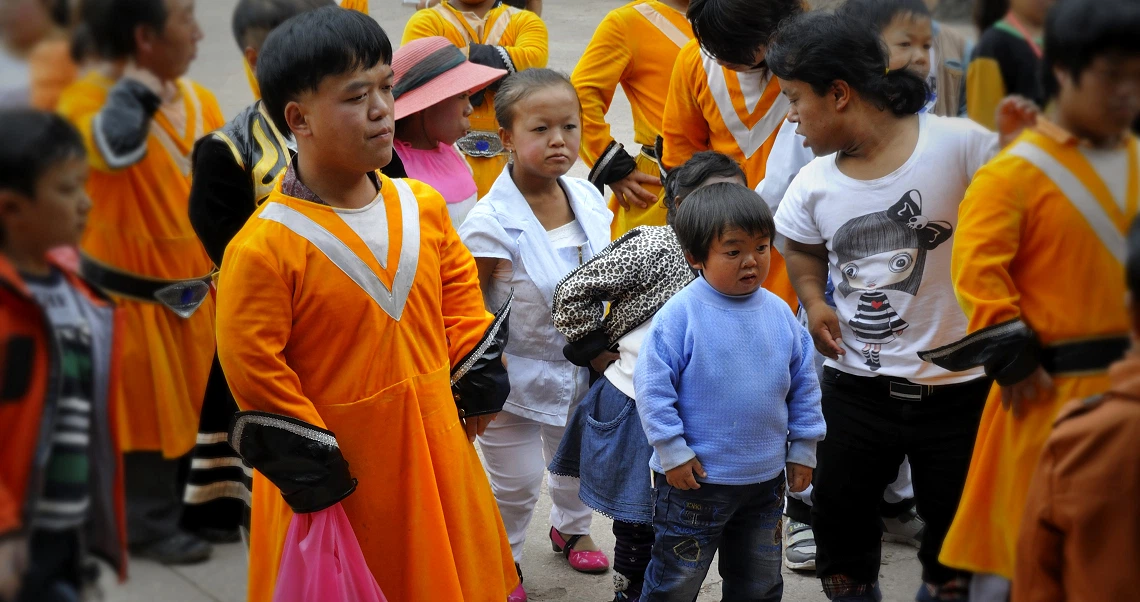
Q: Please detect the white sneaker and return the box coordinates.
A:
[881,506,925,548]
[783,518,816,571]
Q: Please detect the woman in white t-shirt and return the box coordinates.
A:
[765,11,1029,602]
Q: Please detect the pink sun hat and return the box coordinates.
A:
[392,37,508,120]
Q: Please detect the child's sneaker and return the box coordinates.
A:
[881,505,925,548]
[783,518,816,571]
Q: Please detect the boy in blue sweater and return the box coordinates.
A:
[634,182,825,601]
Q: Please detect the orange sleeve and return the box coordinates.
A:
[967,57,1006,131]
[501,10,548,71]
[340,0,369,12]
[950,159,1025,332]
[1012,443,1066,602]
[571,10,632,167]
[216,240,326,430]
[402,10,446,44]
[432,189,495,366]
[56,79,115,173]
[661,43,709,172]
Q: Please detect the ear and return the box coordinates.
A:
[831,80,852,112]
[243,46,259,75]
[1053,66,1073,92]
[499,126,513,153]
[133,22,158,58]
[284,101,310,139]
[683,250,703,271]
[0,190,26,222]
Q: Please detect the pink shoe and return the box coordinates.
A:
[508,562,527,602]
[549,527,610,573]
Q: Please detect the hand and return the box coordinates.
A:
[1000,366,1055,419]
[610,171,660,210]
[463,412,498,443]
[0,536,28,601]
[995,95,1040,147]
[665,457,706,490]
[786,462,812,493]
[805,303,845,359]
[589,351,620,374]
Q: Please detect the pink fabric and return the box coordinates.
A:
[272,504,388,602]
[394,139,478,205]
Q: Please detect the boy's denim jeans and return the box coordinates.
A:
[641,473,785,602]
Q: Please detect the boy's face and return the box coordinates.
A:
[0,157,91,252]
[288,62,396,173]
[882,14,932,82]
[136,0,202,81]
[686,227,771,297]
[1056,53,1140,143]
[781,77,844,157]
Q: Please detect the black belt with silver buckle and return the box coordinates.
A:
[80,255,214,318]
[1041,337,1128,376]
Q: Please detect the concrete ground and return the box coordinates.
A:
[102,0,927,599]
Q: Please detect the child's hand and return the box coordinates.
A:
[995,95,1040,147]
[589,351,620,374]
[611,171,660,210]
[1000,366,1055,419]
[806,303,846,359]
[665,457,706,490]
[787,463,812,493]
[463,412,498,443]
[0,536,28,601]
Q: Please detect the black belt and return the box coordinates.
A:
[823,366,989,402]
[1041,337,1128,376]
[79,255,215,320]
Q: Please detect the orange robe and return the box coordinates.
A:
[216,173,518,601]
[661,40,796,310]
[572,0,692,238]
[940,124,1137,579]
[57,73,223,459]
[403,0,548,197]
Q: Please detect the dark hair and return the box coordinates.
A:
[1129,215,1140,297]
[493,68,578,131]
[232,0,334,50]
[973,0,1008,33]
[80,0,167,60]
[257,6,393,135]
[673,182,775,263]
[688,0,803,67]
[767,11,928,116]
[1041,0,1140,100]
[0,109,86,199]
[663,151,746,225]
[837,0,931,34]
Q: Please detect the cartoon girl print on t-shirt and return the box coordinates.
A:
[833,190,952,371]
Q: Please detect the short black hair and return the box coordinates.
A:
[663,151,746,225]
[973,0,1008,32]
[687,0,803,67]
[493,68,578,131]
[81,0,167,60]
[674,182,775,264]
[0,109,86,199]
[768,11,928,116]
[1129,215,1140,297]
[837,0,931,34]
[231,0,334,50]
[257,6,393,135]
[1042,0,1140,100]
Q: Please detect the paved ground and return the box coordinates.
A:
[102,1,927,599]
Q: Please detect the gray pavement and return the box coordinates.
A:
[101,0,924,599]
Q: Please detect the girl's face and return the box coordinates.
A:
[881,14,933,82]
[781,78,845,157]
[500,85,581,181]
[422,91,473,146]
[840,247,919,291]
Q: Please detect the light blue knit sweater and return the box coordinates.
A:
[634,276,826,485]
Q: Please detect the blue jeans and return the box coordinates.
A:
[641,474,786,602]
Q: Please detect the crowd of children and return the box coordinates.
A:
[0,0,1138,601]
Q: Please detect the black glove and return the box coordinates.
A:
[452,292,513,418]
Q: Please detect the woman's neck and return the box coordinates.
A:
[395,115,438,151]
[836,111,920,179]
[295,152,377,210]
[3,244,52,278]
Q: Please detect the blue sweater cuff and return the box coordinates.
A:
[656,436,697,472]
[787,440,818,469]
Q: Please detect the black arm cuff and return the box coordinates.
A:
[468,44,515,73]
[452,293,513,417]
[228,412,357,513]
[563,329,610,367]
[917,319,1041,385]
[94,78,162,169]
[587,141,639,193]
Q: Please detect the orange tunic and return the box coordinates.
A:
[572,0,692,238]
[403,0,548,198]
[216,173,517,601]
[58,72,224,458]
[661,40,796,310]
[940,124,1137,579]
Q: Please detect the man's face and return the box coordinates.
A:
[139,0,202,81]
[293,62,396,173]
[781,77,843,157]
[1057,53,1140,143]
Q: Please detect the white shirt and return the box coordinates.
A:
[774,113,996,385]
[605,319,650,400]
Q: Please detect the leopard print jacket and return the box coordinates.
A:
[552,225,695,366]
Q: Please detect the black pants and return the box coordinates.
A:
[812,368,988,586]
[16,529,81,602]
[612,520,654,598]
[124,451,187,546]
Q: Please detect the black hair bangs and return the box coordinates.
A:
[688,0,803,67]
[231,0,335,50]
[673,182,775,263]
[81,0,167,60]
[257,6,392,134]
[837,0,931,33]
[1043,0,1140,100]
[663,151,746,225]
[0,109,86,199]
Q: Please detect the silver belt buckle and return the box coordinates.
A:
[153,278,211,318]
[888,381,922,401]
[456,131,505,158]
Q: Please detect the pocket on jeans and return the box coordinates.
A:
[585,386,636,429]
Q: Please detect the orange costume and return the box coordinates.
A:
[661,40,796,309]
[572,0,692,238]
[924,122,1137,580]
[216,169,518,601]
[402,0,548,197]
[57,72,223,459]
